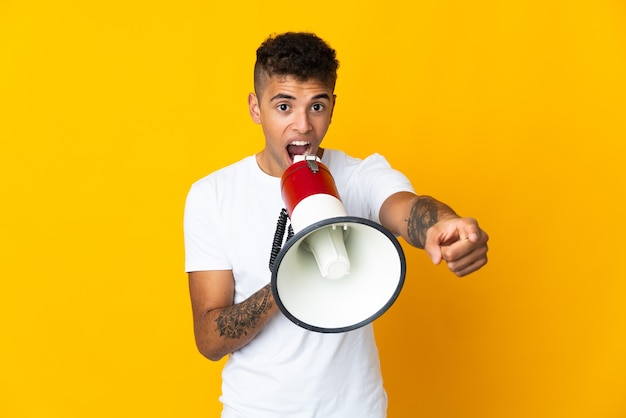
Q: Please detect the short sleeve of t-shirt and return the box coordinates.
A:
[184,177,232,272]
[324,151,415,223]
[183,156,284,276]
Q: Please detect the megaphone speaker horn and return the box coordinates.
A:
[270,156,406,333]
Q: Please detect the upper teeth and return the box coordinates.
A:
[290,141,310,146]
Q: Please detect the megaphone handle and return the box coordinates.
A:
[268,208,294,272]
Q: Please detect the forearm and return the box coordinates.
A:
[194,284,279,361]
[381,192,488,276]
[405,195,458,248]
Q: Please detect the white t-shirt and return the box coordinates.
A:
[184,149,414,418]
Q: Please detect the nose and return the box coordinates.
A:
[292,109,311,133]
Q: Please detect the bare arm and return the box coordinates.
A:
[380,191,489,277]
[188,270,280,361]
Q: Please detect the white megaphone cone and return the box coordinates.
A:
[270,155,406,333]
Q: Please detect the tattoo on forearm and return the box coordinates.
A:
[215,285,272,340]
[406,197,440,249]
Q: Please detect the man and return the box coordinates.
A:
[184,32,489,417]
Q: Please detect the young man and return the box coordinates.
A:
[184,32,489,417]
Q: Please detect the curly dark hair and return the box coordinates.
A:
[254,32,339,97]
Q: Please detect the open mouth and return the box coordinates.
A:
[287,141,312,163]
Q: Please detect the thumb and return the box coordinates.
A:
[424,239,443,265]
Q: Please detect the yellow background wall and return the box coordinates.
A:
[1,1,625,417]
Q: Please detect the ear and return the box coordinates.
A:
[248,93,261,124]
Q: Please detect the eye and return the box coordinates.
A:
[311,103,325,112]
[277,103,290,112]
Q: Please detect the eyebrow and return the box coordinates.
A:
[270,93,331,102]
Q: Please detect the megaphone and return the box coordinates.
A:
[270,155,406,333]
